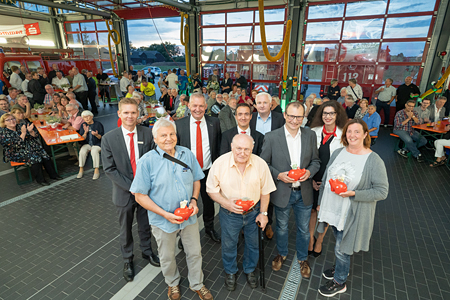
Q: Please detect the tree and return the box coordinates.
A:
[145,42,181,62]
[129,41,136,50]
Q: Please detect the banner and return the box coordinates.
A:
[0,23,41,38]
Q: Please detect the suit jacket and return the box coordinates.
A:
[28,79,46,104]
[175,115,222,166]
[220,127,264,156]
[101,126,154,207]
[260,127,320,208]
[249,111,285,134]
[218,105,237,133]
[429,105,446,122]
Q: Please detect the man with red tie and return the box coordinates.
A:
[176,93,222,243]
[101,98,160,282]
[164,88,177,113]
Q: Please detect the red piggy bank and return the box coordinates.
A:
[235,199,254,212]
[174,206,194,221]
[288,168,306,181]
[329,179,348,194]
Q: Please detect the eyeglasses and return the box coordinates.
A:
[322,112,337,117]
[286,114,304,121]
[5,118,15,122]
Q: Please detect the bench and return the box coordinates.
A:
[390,133,402,151]
[11,162,33,185]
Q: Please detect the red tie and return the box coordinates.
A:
[241,131,246,134]
[128,133,136,177]
[170,96,173,108]
[195,121,203,168]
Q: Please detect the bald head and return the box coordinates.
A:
[231,134,254,164]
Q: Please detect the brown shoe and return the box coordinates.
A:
[191,285,213,300]
[168,285,181,300]
[265,224,274,240]
[272,254,286,271]
[299,260,311,279]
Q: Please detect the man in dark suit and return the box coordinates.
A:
[260,101,320,279]
[175,93,222,243]
[250,92,285,239]
[133,70,145,83]
[220,103,264,156]
[101,98,160,282]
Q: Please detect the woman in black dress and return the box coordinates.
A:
[308,101,348,257]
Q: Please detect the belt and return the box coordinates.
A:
[242,206,256,216]
[291,186,301,191]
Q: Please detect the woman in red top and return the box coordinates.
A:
[238,89,254,112]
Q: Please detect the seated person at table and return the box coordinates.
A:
[169,88,181,115]
[362,105,381,145]
[63,103,83,160]
[354,99,369,120]
[159,87,170,105]
[77,110,104,180]
[140,78,156,101]
[125,85,135,98]
[163,88,177,113]
[393,100,427,162]
[57,96,70,121]
[174,95,189,120]
[132,92,148,124]
[429,123,450,167]
[337,88,348,106]
[12,94,31,119]
[11,107,32,127]
[50,93,61,114]
[345,96,359,119]
[0,113,61,186]
[414,98,431,124]
[7,87,19,105]
[429,96,447,122]
[43,85,55,108]
[0,95,10,117]
[52,71,69,89]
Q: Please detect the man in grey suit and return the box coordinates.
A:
[101,98,160,282]
[260,101,320,279]
[429,96,447,122]
[219,96,237,133]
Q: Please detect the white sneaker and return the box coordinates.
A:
[93,172,100,180]
[77,172,83,179]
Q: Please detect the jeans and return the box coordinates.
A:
[219,203,260,275]
[331,226,351,285]
[274,189,312,261]
[376,100,390,125]
[393,130,427,157]
[144,94,156,102]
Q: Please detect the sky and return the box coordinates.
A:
[127,17,185,53]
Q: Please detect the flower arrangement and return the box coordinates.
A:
[45,116,61,128]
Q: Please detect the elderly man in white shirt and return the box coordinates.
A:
[9,66,23,92]
[21,73,33,100]
[166,69,179,91]
[51,71,70,89]
[429,96,447,122]
[346,78,363,102]
[120,71,131,97]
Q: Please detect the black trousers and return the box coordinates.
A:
[99,86,110,100]
[87,91,98,113]
[30,158,58,183]
[376,100,391,125]
[200,169,216,231]
[116,197,154,262]
[75,91,88,110]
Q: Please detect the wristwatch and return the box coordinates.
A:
[260,211,268,216]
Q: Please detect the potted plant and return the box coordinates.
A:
[155,112,168,119]
[45,116,61,129]
[34,103,45,114]
[60,83,70,92]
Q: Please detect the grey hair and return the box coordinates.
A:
[368,104,376,108]
[231,133,254,149]
[132,91,142,98]
[152,119,177,137]
[437,96,447,102]
[313,97,322,105]
[340,87,347,93]
[255,92,272,103]
[18,94,28,100]
[346,95,355,101]
[349,78,357,84]
[191,92,207,104]
[66,103,78,110]
[81,110,94,118]
[45,84,53,89]
[272,96,280,105]
[66,92,76,99]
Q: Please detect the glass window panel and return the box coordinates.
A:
[255,9,285,22]
[201,64,224,79]
[380,42,425,62]
[3,61,21,75]
[72,48,84,58]
[383,16,432,38]
[339,43,379,63]
[303,44,338,62]
[338,65,376,85]
[101,61,113,71]
[66,23,80,32]
[227,64,251,80]
[97,32,109,46]
[300,84,323,100]
[253,45,282,62]
[84,48,99,60]
[23,3,36,11]
[227,27,253,43]
[96,21,108,31]
[36,5,49,13]
[26,61,43,72]
[308,4,345,19]
[227,46,253,62]
[67,34,82,46]
[388,0,436,14]
[100,47,115,60]
[202,13,225,25]
[346,1,387,16]
[202,28,225,44]
[254,25,284,43]
[81,33,98,46]
[252,82,279,96]
[374,65,420,85]
[253,64,282,81]
[342,19,383,40]
[305,21,342,41]
[80,22,96,32]
[201,46,225,61]
[302,65,324,82]
[227,11,253,24]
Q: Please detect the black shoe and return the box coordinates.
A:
[225,273,236,291]
[52,175,63,180]
[123,261,134,282]
[38,181,50,186]
[318,280,347,297]
[397,149,408,158]
[322,265,335,280]
[205,229,221,243]
[246,272,258,289]
[178,239,184,250]
[142,253,160,267]
[416,154,424,163]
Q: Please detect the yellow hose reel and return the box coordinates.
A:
[105,19,121,77]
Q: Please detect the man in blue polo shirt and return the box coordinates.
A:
[362,105,381,145]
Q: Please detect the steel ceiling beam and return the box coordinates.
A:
[149,0,194,12]
[20,0,112,18]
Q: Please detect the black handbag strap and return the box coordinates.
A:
[155,149,190,169]
[350,86,360,100]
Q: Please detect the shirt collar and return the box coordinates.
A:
[237,126,250,135]
[155,145,181,158]
[257,112,272,120]
[190,115,205,124]
[284,125,301,139]
[121,125,137,136]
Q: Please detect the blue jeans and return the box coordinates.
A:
[376,100,390,125]
[219,204,260,275]
[274,190,312,261]
[144,94,156,102]
[393,130,427,157]
[331,226,351,285]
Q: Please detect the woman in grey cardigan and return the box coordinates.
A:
[316,119,389,297]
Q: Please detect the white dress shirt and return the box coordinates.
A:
[166,73,179,90]
[121,126,140,165]
[190,115,211,170]
[21,79,33,98]
[52,76,70,89]
[434,104,443,122]
[10,72,23,90]
[120,77,130,92]
[237,126,251,136]
[285,126,302,187]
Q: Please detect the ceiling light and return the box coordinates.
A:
[0,38,6,43]
[27,40,55,46]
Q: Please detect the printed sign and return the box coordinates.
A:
[0,23,41,38]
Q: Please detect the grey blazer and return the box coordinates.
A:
[101,126,154,207]
[260,126,320,208]
[429,105,446,122]
[218,105,237,133]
